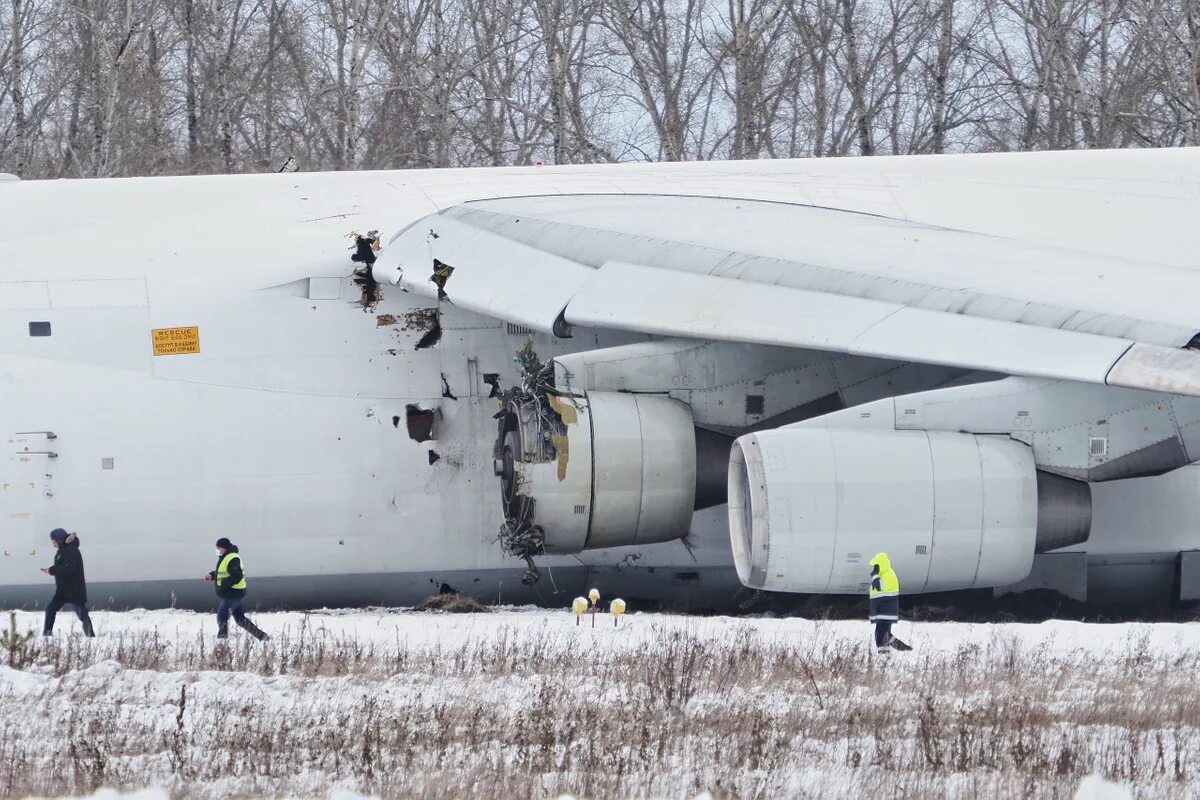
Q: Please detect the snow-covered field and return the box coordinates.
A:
[0,607,1196,799]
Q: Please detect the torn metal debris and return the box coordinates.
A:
[402,308,439,331]
[349,230,383,309]
[490,340,701,579]
[349,230,381,267]
[492,341,582,585]
[353,268,381,309]
[431,259,454,300]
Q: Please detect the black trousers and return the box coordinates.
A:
[874,621,893,648]
[217,597,249,628]
[44,597,94,636]
[216,597,268,640]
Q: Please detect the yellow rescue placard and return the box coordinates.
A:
[151,326,201,356]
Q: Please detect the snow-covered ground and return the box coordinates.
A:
[0,607,1194,798]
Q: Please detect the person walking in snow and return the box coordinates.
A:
[40,528,95,637]
[204,538,269,641]
[869,552,910,652]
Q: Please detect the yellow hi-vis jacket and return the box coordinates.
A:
[216,552,248,593]
[868,552,900,622]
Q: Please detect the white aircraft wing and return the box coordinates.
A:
[380,194,1200,397]
[567,261,1111,379]
[387,215,592,336]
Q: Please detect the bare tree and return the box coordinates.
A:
[0,0,1197,178]
[599,0,716,160]
[4,0,30,174]
[702,0,794,159]
[789,0,842,156]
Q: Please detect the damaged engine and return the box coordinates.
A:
[494,344,710,584]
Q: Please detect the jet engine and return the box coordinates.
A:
[728,427,1091,594]
[496,389,718,557]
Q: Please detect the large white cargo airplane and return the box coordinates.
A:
[3,149,1200,612]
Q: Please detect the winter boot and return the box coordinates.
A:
[81,617,95,638]
[236,617,269,641]
[889,636,912,652]
[216,621,229,640]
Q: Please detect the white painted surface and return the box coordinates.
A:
[463,194,1200,345]
[586,393,696,549]
[387,215,593,334]
[1106,343,1200,396]
[3,149,1200,603]
[801,377,1200,483]
[730,428,1037,593]
[520,391,696,553]
[565,261,1141,388]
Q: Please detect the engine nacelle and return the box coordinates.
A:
[728,427,1091,594]
[498,391,697,553]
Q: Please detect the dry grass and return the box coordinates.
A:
[0,616,1195,799]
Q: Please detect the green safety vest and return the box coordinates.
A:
[869,553,899,597]
[217,552,248,590]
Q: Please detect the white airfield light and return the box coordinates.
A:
[609,598,626,626]
[571,592,627,627]
[588,588,600,627]
[572,597,588,625]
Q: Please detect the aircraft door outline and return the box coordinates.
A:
[3,431,56,557]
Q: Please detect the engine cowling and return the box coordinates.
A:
[497,390,698,553]
[728,427,1091,594]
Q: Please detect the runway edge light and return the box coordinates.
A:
[588,588,600,627]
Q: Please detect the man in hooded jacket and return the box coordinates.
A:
[40,528,95,637]
[204,537,269,641]
[868,552,911,652]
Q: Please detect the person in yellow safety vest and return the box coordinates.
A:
[204,537,269,641]
[869,552,911,652]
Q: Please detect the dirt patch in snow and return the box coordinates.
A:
[411,593,490,613]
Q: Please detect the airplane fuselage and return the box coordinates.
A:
[3,150,1200,610]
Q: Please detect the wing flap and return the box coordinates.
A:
[564,261,1156,388]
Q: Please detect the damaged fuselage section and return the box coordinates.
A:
[493,344,724,585]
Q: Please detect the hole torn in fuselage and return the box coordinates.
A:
[414,317,442,350]
[405,405,437,442]
[353,268,380,309]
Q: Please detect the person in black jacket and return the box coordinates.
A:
[204,537,268,641]
[40,528,95,637]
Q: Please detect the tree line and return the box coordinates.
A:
[2,0,1199,178]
